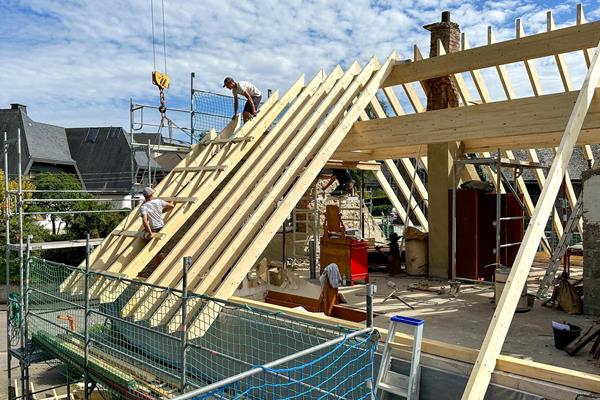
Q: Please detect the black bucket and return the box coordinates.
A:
[552,324,581,350]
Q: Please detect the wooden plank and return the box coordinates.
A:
[577,4,595,67]
[375,169,408,223]
[461,40,600,400]
[158,197,197,203]
[488,27,516,100]
[383,20,600,87]
[324,160,381,170]
[170,165,225,172]
[381,88,428,205]
[336,89,600,154]
[158,60,380,330]
[547,12,573,92]
[62,99,272,295]
[564,323,600,356]
[183,54,397,336]
[125,67,344,320]
[85,91,294,299]
[110,230,165,239]
[383,160,428,229]
[362,96,428,227]
[516,19,544,96]
[210,137,253,144]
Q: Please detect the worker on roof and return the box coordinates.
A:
[140,187,174,240]
[321,169,355,196]
[223,77,262,123]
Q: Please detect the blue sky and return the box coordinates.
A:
[1,0,599,139]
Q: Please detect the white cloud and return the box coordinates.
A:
[0,0,598,139]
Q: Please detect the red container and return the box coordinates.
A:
[320,238,368,285]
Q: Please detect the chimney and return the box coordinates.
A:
[423,12,461,110]
[11,103,27,115]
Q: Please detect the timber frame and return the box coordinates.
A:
[56,3,600,399]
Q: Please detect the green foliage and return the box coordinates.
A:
[67,205,127,239]
[371,204,393,216]
[30,173,86,235]
[0,218,50,285]
[3,172,126,271]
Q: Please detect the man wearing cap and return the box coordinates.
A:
[223,77,262,123]
[140,187,174,239]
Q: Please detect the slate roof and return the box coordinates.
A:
[66,127,162,192]
[0,105,79,177]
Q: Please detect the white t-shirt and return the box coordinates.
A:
[140,199,167,230]
[233,81,262,97]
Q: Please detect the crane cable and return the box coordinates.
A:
[150,0,171,128]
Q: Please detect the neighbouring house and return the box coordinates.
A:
[65,127,164,197]
[0,104,82,180]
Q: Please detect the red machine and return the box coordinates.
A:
[319,205,368,285]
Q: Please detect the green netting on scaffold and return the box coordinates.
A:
[25,257,378,399]
[185,331,376,400]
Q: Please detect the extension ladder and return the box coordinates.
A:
[537,191,584,299]
[375,316,424,400]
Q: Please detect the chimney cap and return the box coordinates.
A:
[10,103,27,114]
[441,11,450,22]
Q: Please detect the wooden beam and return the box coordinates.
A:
[336,89,600,155]
[488,27,515,100]
[183,54,397,336]
[383,160,428,229]
[461,41,600,400]
[119,69,335,316]
[324,160,381,171]
[382,20,600,87]
[132,65,355,322]
[101,80,304,280]
[374,169,408,223]
[577,4,595,67]
[363,96,428,228]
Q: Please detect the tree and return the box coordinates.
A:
[30,172,85,234]
[0,170,48,284]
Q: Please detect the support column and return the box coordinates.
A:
[583,168,600,316]
[424,12,462,278]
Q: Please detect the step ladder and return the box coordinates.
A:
[537,191,584,299]
[375,316,424,400]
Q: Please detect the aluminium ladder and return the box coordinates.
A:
[537,191,584,299]
[375,316,424,400]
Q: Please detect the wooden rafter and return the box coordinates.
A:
[383,20,600,87]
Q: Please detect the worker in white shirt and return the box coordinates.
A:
[139,187,174,240]
[223,77,262,123]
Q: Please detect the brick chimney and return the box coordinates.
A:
[11,103,27,114]
[424,11,461,110]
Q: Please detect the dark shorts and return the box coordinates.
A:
[151,227,163,233]
[243,96,261,114]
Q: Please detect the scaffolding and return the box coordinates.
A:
[3,76,378,400]
[451,150,549,282]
